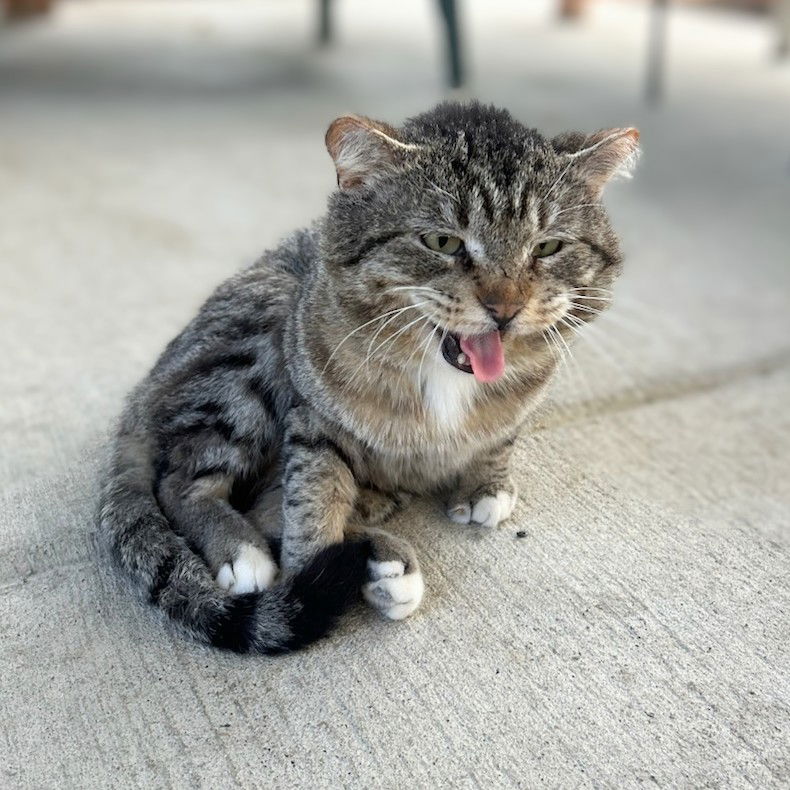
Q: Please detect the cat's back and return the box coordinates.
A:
[156,227,317,364]
[124,226,320,425]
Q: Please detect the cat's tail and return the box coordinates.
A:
[99,420,369,654]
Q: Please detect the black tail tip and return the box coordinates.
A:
[284,538,370,651]
[211,538,370,655]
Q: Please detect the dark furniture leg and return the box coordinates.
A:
[438,0,463,88]
[645,0,668,104]
[318,0,332,46]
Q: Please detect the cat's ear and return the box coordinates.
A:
[326,115,418,190]
[554,127,640,196]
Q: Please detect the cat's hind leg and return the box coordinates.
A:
[158,471,278,594]
[353,526,424,621]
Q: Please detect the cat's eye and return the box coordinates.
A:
[421,233,464,256]
[532,239,564,258]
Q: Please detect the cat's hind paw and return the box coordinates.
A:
[216,543,278,594]
[362,559,424,621]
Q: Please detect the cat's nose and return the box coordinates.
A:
[482,301,521,330]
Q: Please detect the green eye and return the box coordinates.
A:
[532,239,564,258]
[421,233,464,255]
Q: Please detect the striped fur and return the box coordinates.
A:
[99,102,638,653]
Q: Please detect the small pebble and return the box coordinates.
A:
[516,530,527,539]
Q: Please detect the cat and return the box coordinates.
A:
[99,102,639,654]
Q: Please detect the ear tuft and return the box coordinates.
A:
[325,114,417,190]
[561,127,640,196]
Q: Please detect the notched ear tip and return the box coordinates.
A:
[619,127,641,154]
[325,114,366,160]
[324,113,415,191]
[572,125,642,193]
[599,126,640,154]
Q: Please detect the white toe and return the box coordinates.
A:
[363,559,424,620]
[470,490,516,528]
[226,544,277,594]
[216,563,235,590]
[471,495,501,527]
[368,560,406,580]
[497,490,515,521]
[447,503,472,524]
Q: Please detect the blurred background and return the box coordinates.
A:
[1,0,789,480]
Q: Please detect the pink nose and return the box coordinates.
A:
[483,301,521,329]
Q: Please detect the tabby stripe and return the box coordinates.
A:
[164,416,237,443]
[518,180,531,221]
[476,179,496,224]
[188,351,257,380]
[579,237,618,269]
[148,553,178,603]
[340,232,402,267]
[287,434,355,472]
[246,376,279,420]
[538,200,549,230]
[224,316,272,340]
[162,401,223,431]
[192,464,229,481]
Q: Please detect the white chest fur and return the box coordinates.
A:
[420,356,479,432]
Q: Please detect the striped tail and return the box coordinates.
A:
[99,423,368,654]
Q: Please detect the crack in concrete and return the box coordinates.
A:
[535,348,790,432]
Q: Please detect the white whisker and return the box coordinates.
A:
[569,287,613,295]
[569,294,612,303]
[542,158,577,203]
[563,314,645,395]
[552,202,603,218]
[551,324,595,404]
[386,285,443,295]
[569,303,604,316]
[345,313,429,388]
[424,177,460,204]
[366,305,423,363]
[416,324,440,392]
[322,302,428,373]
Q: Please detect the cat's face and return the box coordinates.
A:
[322,103,638,383]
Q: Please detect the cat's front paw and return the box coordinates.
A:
[216,543,278,594]
[446,488,516,528]
[363,559,424,621]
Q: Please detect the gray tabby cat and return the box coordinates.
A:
[100,102,639,653]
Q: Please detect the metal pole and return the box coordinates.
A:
[645,0,669,105]
[318,0,332,46]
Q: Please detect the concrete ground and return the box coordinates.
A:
[1,1,789,787]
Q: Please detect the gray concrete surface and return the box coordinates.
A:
[1,1,789,787]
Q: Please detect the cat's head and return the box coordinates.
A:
[321,102,638,383]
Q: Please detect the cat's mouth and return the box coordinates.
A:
[440,330,506,383]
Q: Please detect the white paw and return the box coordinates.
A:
[362,559,424,621]
[447,489,516,528]
[216,544,277,594]
[447,503,472,524]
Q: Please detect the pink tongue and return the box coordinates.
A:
[459,331,505,383]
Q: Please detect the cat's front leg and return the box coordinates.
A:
[280,408,358,572]
[348,525,424,621]
[445,436,518,528]
[281,408,423,619]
